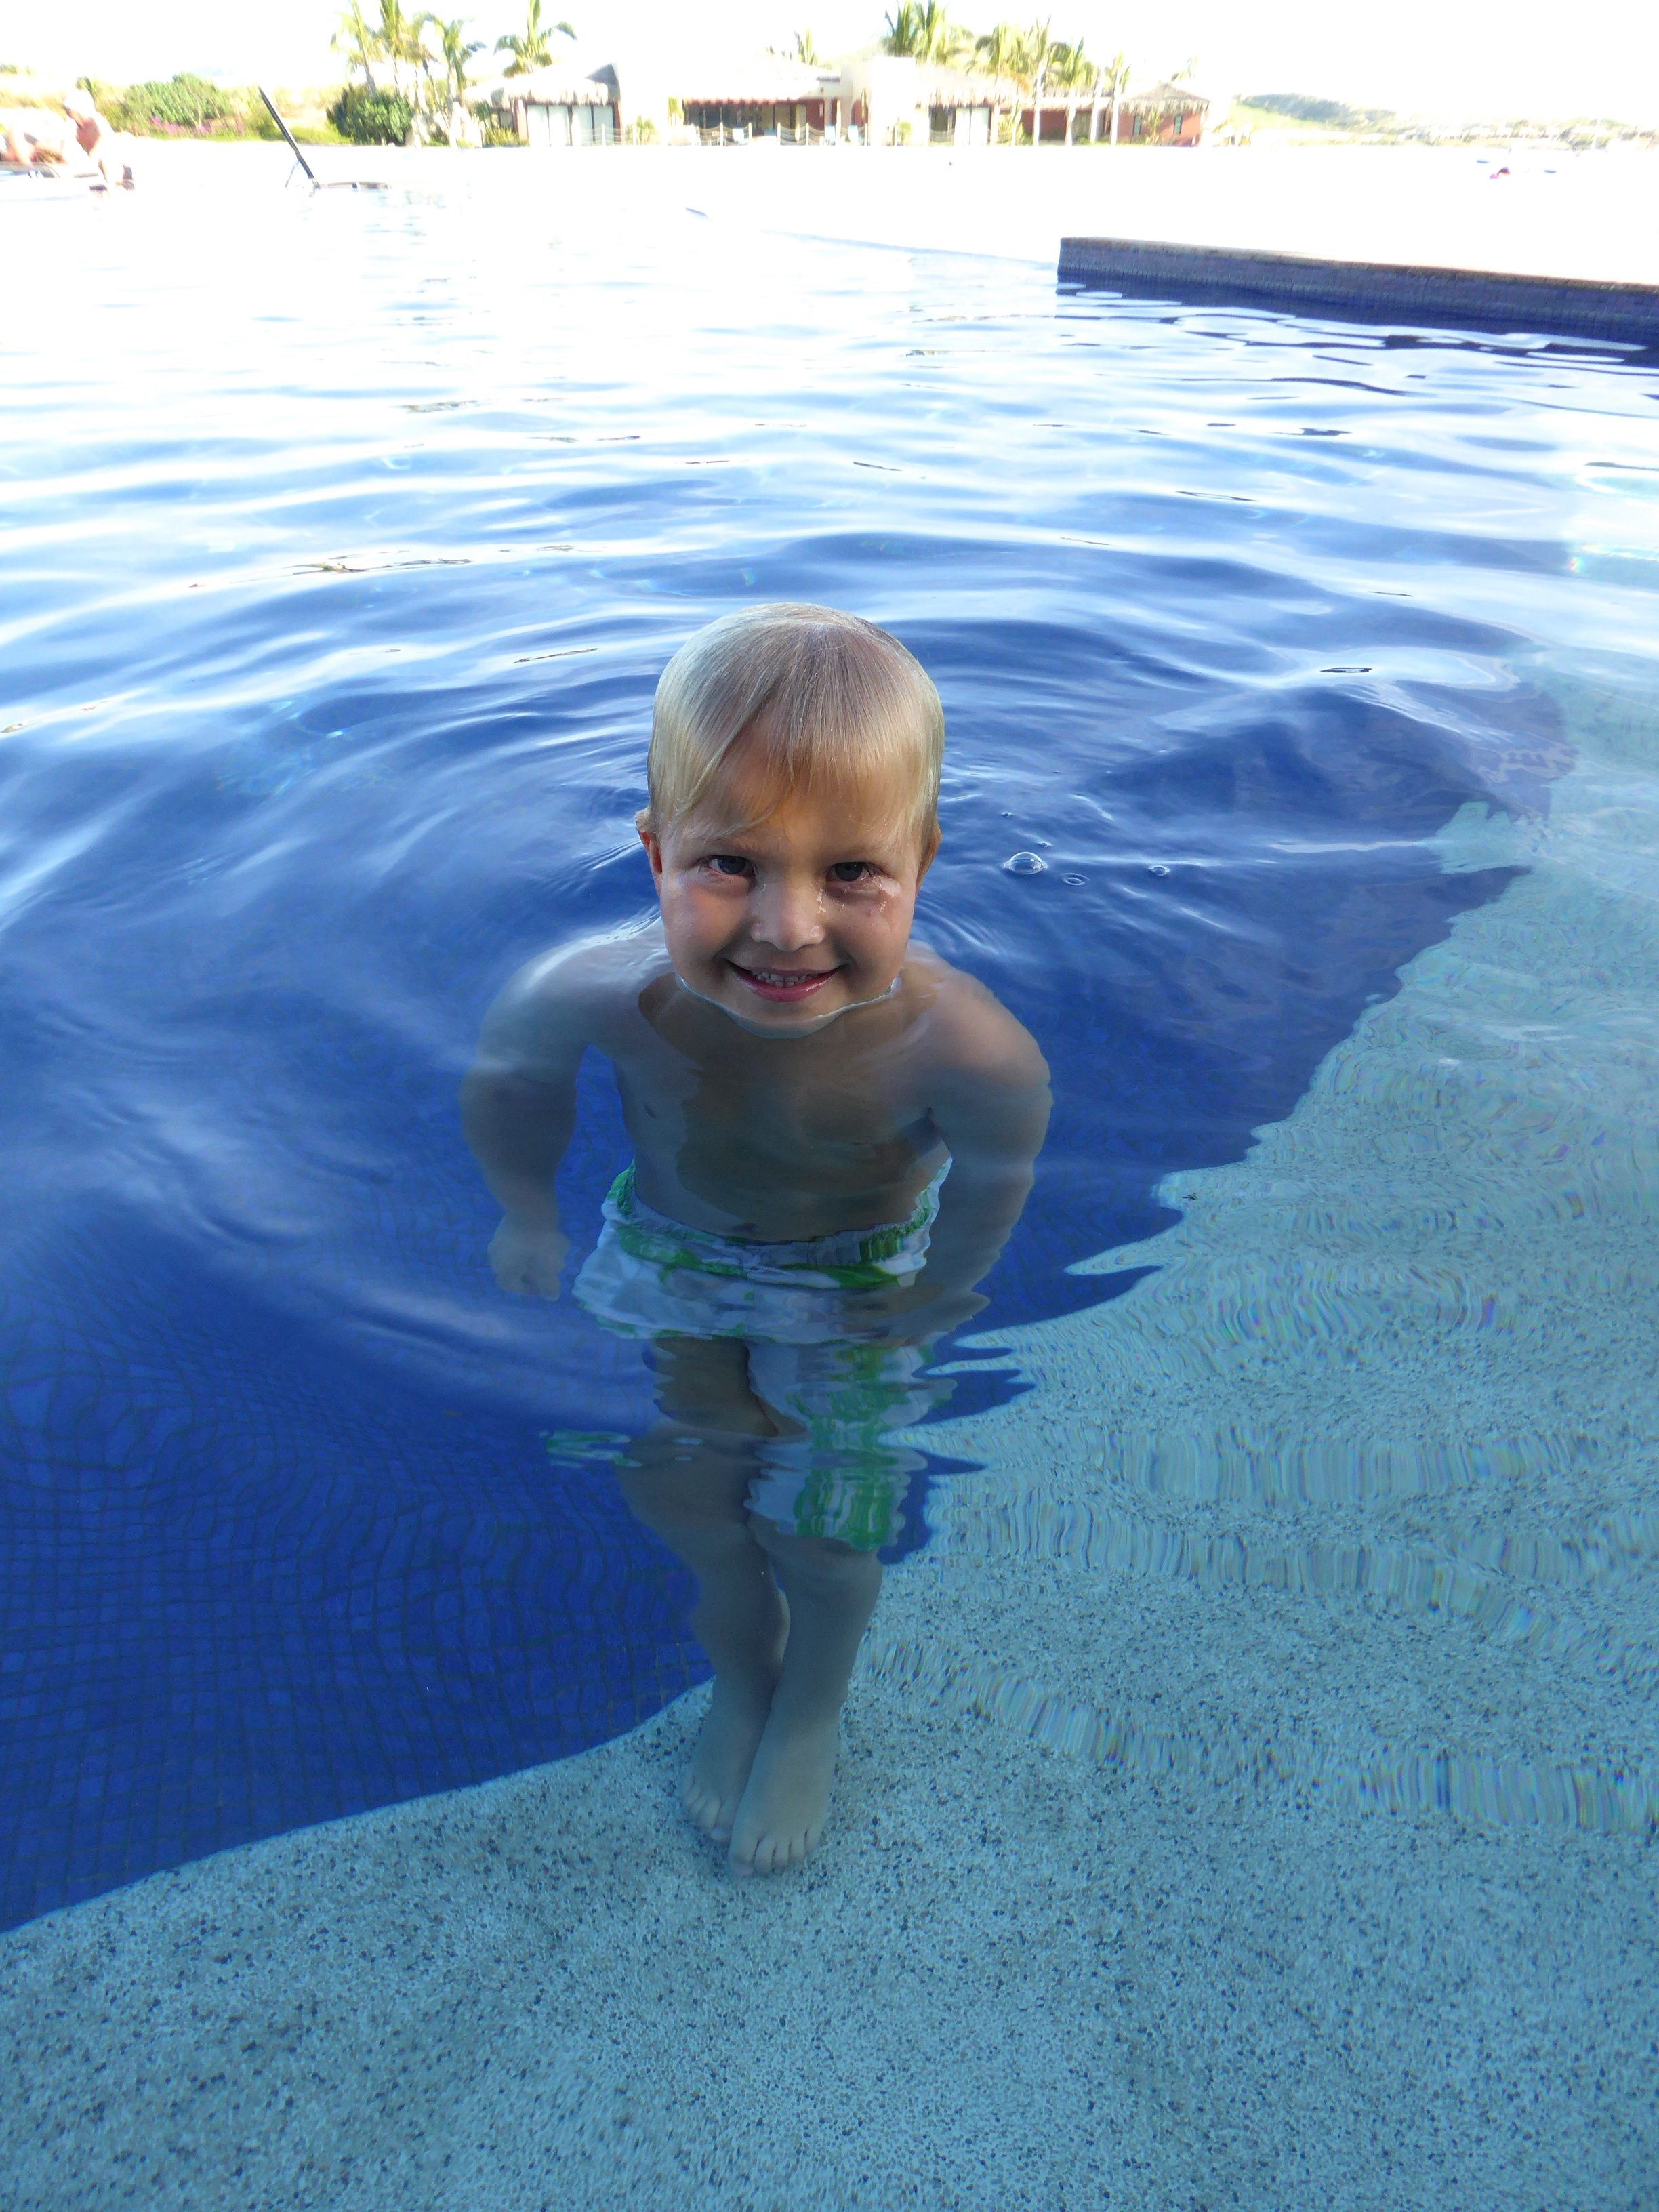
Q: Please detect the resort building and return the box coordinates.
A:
[1115,81,1210,145]
[919,63,1024,146]
[674,54,834,143]
[478,50,1210,152]
[1015,77,1211,144]
[478,61,619,145]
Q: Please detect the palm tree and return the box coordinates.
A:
[793,28,818,64]
[333,1,383,87]
[495,0,575,76]
[972,20,1038,142]
[381,0,431,80]
[1050,37,1090,88]
[1015,19,1052,146]
[1046,35,1090,140]
[1103,49,1128,144]
[884,2,966,64]
[973,20,1022,76]
[972,20,1016,140]
[431,16,482,99]
[423,14,482,134]
[883,4,916,54]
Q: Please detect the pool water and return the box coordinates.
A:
[2,150,1657,2106]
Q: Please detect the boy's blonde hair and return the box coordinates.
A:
[644,604,944,853]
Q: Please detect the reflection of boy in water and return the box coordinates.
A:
[464,605,1049,1875]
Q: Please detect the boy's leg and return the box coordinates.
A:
[721,1333,950,1875]
[613,1335,786,1843]
[728,1519,883,1877]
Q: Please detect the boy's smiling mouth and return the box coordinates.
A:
[726,960,842,1004]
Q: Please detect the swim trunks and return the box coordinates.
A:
[574,1165,951,1549]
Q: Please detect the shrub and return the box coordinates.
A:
[327,85,413,144]
[121,73,237,133]
[243,91,285,140]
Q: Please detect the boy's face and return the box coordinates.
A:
[640,769,936,1034]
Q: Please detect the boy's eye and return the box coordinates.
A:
[707,855,753,878]
[828,861,876,884]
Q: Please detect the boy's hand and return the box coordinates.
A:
[488,1218,571,1298]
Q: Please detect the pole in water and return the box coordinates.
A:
[259,86,317,186]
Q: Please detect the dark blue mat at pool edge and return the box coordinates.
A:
[1058,237,1659,345]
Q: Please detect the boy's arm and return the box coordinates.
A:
[883,997,1051,1339]
[460,951,597,1296]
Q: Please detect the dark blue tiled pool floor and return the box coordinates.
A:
[1,1215,707,1929]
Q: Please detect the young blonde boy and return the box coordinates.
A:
[464,605,1049,1875]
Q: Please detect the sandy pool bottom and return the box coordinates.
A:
[3,662,1657,2209]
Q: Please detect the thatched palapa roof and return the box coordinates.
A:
[1121,80,1210,114]
[672,56,832,105]
[917,64,1023,106]
[478,61,616,106]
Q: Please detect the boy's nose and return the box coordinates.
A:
[750,876,825,954]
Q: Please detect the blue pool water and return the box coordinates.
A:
[2,162,1657,1931]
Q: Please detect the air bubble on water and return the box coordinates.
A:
[1148,863,1170,876]
[1004,851,1047,875]
[1063,873,1086,886]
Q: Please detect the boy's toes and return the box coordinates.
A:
[729,1820,822,1877]
[679,1772,737,1842]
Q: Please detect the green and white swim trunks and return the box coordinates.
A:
[574,1165,952,1550]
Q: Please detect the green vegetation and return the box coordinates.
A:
[883,10,1106,96]
[494,0,575,76]
[472,100,519,146]
[1238,90,1395,131]
[334,0,428,85]
[883,3,970,65]
[68,71,300,137]
[46,73,343,140]
[327,84,415,141]
[331,4,499,142]
[432,17,484,108]
[876,13,1142,146]
[124,72,236,127]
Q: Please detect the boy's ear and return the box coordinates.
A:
[636,810,664,881]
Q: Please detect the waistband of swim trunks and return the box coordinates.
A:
[604,1161,947,1274]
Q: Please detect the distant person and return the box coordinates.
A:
[2,106,72,167]
[64,88,131,186]
[464,605,1050,1876]
[1,90,129,184]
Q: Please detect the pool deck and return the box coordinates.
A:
[134,138,1659,293]
[5,668,1656,2199]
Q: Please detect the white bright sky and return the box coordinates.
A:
[4,0,1657,123]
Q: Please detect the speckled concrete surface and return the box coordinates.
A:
[893,668,1659,1845]
[4,665,1657,2208]
[1,1692,1654,2210]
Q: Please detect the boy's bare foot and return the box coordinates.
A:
[727,1710,840,1877]
[680,1675,777,1843]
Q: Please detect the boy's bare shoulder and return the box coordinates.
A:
[905,947,1049,1089]
[478,926,672,1071]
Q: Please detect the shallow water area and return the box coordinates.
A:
[3,150,1659,2205]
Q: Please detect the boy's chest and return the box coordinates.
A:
[614,1028,933,1182]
